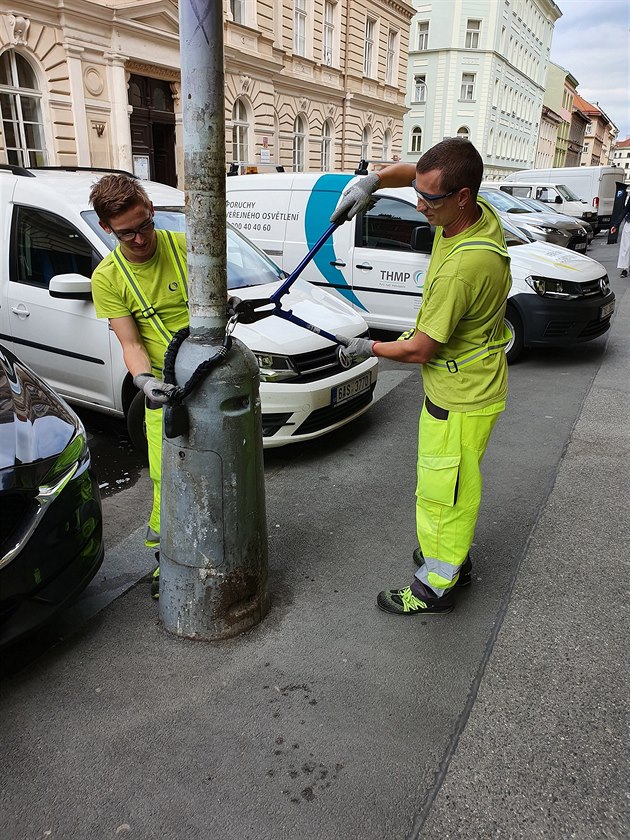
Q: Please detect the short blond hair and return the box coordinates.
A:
[89,174,151,223]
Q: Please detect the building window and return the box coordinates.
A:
[460,73,476,101]
[417,21,429,50]
[231,98,249,164]
[323,1,335,66]
[382,129,391,161]
[293,115,306,171]
[411,126,422,154]
[361,126,370,161]
[465,19,481,48]
[230,0,245,24]
[0,50,47,167]
[295,0,307,56]
[457,126,470,140]
[364,18,376,77]
[413,74,427,103]
[385,29,397,85]
[320,120,332,170]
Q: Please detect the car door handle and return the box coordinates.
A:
[330,260,346,267]
[11,305,30,318]
[355,262,373,270]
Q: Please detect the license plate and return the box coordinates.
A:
[332,373,371,406]
[575,242,587,252]
[600,301,615,320]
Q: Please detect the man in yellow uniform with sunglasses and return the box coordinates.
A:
[332,138,512,616]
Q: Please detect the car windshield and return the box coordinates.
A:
[519,196,558,214]
[557,184,581,201]
[479,189,531,214]
[81,207,285,289]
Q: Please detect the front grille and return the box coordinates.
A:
[578,276,607,298]
[0,493,32,547]
[543,321,575,338]
[293,386,375,436]
[289,331,370,383]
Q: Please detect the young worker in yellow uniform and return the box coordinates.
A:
[89,174,188,598]
[332,138,512,615]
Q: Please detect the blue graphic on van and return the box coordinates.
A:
[304,174,368,311]
[413,270,425,288]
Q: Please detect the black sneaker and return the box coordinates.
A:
[621,270,628,278]
[151,551,160,600]
[412,547,472,587]
[377,586,453,615]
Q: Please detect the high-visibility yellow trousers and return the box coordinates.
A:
[414,398,505,598]
[144,400,163,547]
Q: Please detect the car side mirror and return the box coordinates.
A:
[49,273,93,300]
[411,225,434,253]
[555,195,563,204]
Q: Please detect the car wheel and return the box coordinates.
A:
[127,390,149,461]
[504,305,524,365]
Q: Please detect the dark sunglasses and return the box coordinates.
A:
[411,181,459,208]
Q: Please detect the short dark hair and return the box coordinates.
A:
[89,174,151,224]
[416,138,483,199]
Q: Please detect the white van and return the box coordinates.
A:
[0,166,378,449]
[225,172,615,363]
[501,166,620,231]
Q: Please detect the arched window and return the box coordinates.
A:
[0,50,47,166]
[457,126,470,140]
[360,126,371,161]
[231,98,249,164]
[293,115,306,171]
[320,119,333,171]
[410,126,422,154]
[382,129,392,161]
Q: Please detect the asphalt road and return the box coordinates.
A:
[1,234,626,840]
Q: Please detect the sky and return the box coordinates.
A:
[549,0,630,139]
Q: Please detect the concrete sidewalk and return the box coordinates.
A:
[1,253,628,840]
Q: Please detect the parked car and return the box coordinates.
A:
[510,195,594,246]
[479,186,589,251]
[500,166,618,231]
[224,173,614,363]
[0,342,103,647]
[0,165,378,449]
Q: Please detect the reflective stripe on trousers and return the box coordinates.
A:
[145,400,163,546]
[414,398,505,597]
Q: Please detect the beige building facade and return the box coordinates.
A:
[0,0,415,186]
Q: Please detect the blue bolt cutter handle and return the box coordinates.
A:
[269,221,341,305]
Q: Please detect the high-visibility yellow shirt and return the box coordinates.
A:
[416,200,512,412]
[92,231,189,376]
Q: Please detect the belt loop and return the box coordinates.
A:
[446,359,459,373]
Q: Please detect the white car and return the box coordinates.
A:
[0,166,378,448]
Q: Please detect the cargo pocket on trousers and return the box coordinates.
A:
[416,455,461,506]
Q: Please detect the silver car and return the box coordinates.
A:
[479,187,589,252]
[510,194,594,246]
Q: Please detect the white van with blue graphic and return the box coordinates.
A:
[225,173,615,363]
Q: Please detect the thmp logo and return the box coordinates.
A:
[413,270,425,288]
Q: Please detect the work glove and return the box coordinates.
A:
[330,173,381,223]
[336,335,376,364]
[133,372,179,406]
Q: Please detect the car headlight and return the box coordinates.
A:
[41,429,89,488]
[253,352,298,382]
[524,223,563,235]
[525,276,579,299]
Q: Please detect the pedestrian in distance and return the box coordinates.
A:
[609,188,630,278]
[331,138,512,616]
[89,174,188,599]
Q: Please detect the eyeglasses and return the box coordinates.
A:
[110,216,155,242]
[411,181,459,209]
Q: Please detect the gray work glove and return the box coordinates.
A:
[336,335,376,364]
[330,173,381,223]
[133,372,179,405]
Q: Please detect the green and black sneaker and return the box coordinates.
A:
[412,548,472,587]
[376,586,453,616]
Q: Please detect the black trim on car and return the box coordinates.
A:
[310,280,422,298]
[0,333,105,365]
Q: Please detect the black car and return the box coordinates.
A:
[0,344,104,647]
